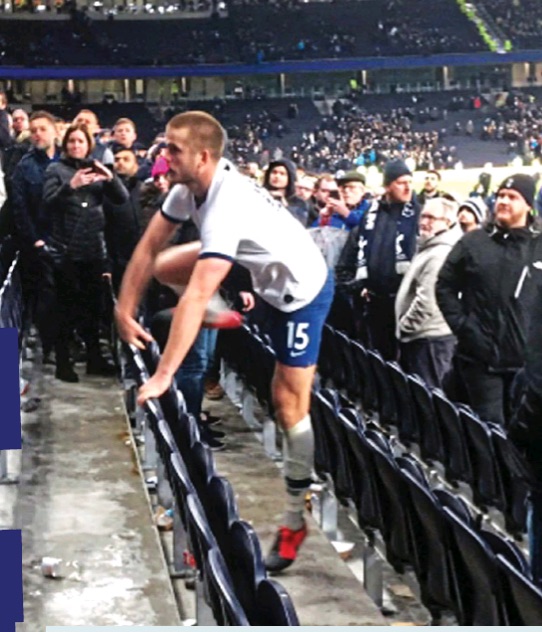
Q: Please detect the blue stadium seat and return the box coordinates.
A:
[432,389,473,485]
[254,577,300,625]
[367,350,397,428]
[207,548,250,626]
[496,554,542,625]
[408,373,444,464]
[351,340,378,415]
[387,361,418,444]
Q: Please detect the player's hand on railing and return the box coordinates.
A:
[114,306,154,350]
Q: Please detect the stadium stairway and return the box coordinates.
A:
[8,342,387,628]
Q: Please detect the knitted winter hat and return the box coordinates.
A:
[458,197,487,225]
[497,173,536,208]
[383,159,412,186]
[151,156,170,178]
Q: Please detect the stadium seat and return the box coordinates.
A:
[207,548,250,626]
[387,361,418,444]
[490,424,530,535]
[396,456,459,623]
[253,578,300,625]
[496,554,542,625]
[223,519,266,624]
[204,475,239,554]
[335,330,360,399]
[364,429,415,572]
[351,340,378,414]
[367,350,397,428]
[432,389,473,485]
[408,373,444,464]
[458,405,504,509]
[438,493,507,624]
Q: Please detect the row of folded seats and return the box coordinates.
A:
[121,338,299,626]
[218,322,542,625]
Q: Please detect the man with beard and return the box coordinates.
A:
[437,174,542,425]
[11,110,61,362]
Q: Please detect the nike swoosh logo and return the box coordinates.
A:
[290,350,306,357]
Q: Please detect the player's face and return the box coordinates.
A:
[495,189,530,229]
[165,127,201,186]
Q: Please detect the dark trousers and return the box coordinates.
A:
[458,358,517,425]
[19,251,57,354]
[400,335,456,389]
[54,259,104,367]
[151,309,218,418]
[365,294,398,361]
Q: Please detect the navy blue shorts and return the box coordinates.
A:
[267,271,334,368]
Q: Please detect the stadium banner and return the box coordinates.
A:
[0,327,23,631]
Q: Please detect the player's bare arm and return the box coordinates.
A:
[137,255,232,404]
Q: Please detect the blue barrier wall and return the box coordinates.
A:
[1,49,541,80]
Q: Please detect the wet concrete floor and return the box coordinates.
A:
[8,359,181,631]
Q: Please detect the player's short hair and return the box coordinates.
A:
[167,110,226,161]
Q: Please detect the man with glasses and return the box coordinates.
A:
[395,197,459,387]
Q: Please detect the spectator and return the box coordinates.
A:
[111,117,138,150]
[73,108,114,165]
[104,147,146,292]
[11,109,30,142]
[457,197,487,233]
[417,169,446,207]
[262,159,308,225]
[43,122,129,382]
[395,197,459,388]
[336,159,420,359]
[11,110,60,363]
[437,174,542,424]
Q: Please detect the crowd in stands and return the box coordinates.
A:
[480,0,542,49]
[0,0,488,67]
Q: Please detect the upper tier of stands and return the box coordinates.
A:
[479,0,542,50]
[0,0,487,67]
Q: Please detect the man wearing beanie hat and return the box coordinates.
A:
[437,172,542,425]
[457,197,487,233]
[336,158,419,359]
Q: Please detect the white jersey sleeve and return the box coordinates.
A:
[160,184,192,223]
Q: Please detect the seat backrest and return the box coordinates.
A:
[186,492,216,572]
[432,389,473,484]
[458,405,503,509]
[351,339,378,412]
[205,475,239,552]
[254,578,300,625]
[497,554,542,625]
[225,519,266,623]
[407,373,444,463]
[387,361,418,443]
[368,349,397,425]
[189,441,217,501]
[207,547,250,626]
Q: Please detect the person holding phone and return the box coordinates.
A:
[312,170,370,230]
[43,123,129,382]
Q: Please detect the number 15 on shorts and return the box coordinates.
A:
[287,321,310,356]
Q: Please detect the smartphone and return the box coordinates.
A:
[329,190,341,200]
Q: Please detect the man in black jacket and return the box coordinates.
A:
[436,174,542,424]
[104,147,145,292]
[11,110,60,360]
[335,159,420,359]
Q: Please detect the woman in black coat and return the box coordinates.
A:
[43,122,129,382]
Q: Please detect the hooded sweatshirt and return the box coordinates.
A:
[395,227,460,342]
[263,159,308,226]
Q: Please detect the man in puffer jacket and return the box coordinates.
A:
[437,174,542,425]
[395,197,460,388]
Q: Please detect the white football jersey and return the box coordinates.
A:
[161,159,328,312]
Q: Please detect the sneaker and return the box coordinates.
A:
[203,309,244,330]
[202,293,244,330]
[199,412,222,427]
[265,523,308,573]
